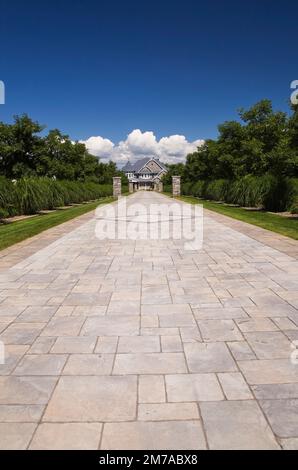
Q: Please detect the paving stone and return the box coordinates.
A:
[113,352,187,374]
[139,375,166,403]
[0,323,45,345]
[0,321,11,334]
[284,329,298,341]
[0,376,57,404]
[200,401,280,449]
[193,307,247,320]
[166,374,224,402]
[236,317,278,332]
[95,336,118,353]
[252,383,298,399]
[43,375,137,422]
[238,359,298,384]
[29,337,56,354]
[72,305,107,316]
[0,423,37,449]
[197,319,243,342]
[118,336,160,353]
[141,304,192,315]
[244,305,294,318]
[64,292,110,306]
[272,317,298,330]
[41,316,85,337]
[141,315,159,327]
[138,403,199,421]
[16,306,57,323]
[81,315,139,336]
[227,341,256,360]
[63,354,114,375]
[29,423,103,450]
[107,301,140,315]
[0,404,44,422]
[244,331,292,359]
[180,326,202,343]
[217,372,253,399]
[141,327,179,336]
[55,306,75,317]
[280,438,298,450]
[259,399,298,437]
[101,421,206,450]
[184,342,237,373]
[142,286,171,305]
[0,344,29,375]
[13,354,67,375]
[159,314,196,327]
[51,336,96,353]
[161,335,182,352]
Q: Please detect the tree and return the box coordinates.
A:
[162,163,185,185]
[184,99,297,181]
[0,114,44,177]
[0,114,123,183]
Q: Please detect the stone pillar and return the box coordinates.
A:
[172,176,181,197]
[158,181,163,192]
[129,182,134,193]
[113,177,121,197]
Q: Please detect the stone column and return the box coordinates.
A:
[158,181,163,192]
[172,176,181,197]
[129,182,134,193]
[113,177,121,197]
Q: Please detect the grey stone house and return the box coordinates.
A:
[122,157,167,191]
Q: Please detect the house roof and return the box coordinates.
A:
[122,161,133,172]
[122,157,167,173]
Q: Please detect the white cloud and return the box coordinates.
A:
[79,136,114,159]
[80,129,204,166]
[126,129,158,154]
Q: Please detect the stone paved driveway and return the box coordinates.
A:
[0,191,298,449]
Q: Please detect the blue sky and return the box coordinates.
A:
[0,0,297,163]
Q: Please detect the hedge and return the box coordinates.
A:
[181,175,297,212]
[0,177,114,218]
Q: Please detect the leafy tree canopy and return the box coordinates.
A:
[0,114,124,183]
[184,100,298,181]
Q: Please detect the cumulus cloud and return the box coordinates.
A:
[80,129,204,166]
[79,136,114,159]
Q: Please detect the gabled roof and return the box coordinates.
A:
[140,166,151,174]
[122,161,133,172]
[122,157,167,173]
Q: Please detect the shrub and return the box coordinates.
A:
[14,178,47,214]
[181,175,296,212]
[288,178,298,213]
[191,181,206,198]
[0,176,18,217]
[204,179,230,201]
[163,184,172,193]
[0,177,114,217]
[181,182,194,196]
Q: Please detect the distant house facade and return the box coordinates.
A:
[122,157,167,191]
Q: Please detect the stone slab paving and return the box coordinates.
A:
[0,191,298,449]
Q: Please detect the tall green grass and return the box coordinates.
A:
[181,175,296,212]
[0,177,114,217]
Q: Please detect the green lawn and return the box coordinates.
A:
[0,197,115,251]
[166,194,298,240]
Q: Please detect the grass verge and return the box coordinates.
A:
[0,197,115,251]
[165,193,298,240]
